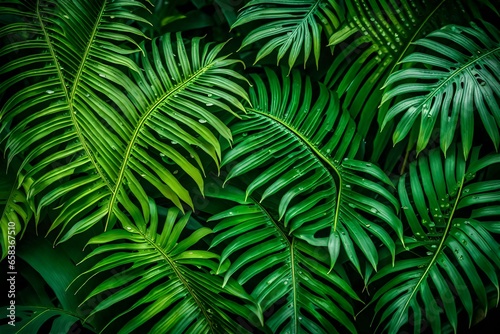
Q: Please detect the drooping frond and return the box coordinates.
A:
[222,67,403,273]
[206,183,360,333]
[232,0,345,69]
[369,144,500,333]
[77,199,262,333]
[380,21,500,159]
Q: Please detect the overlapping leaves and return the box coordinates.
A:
[232,0,345,68]
[222,67,403,273]
[0,0,249,244]
[369,145,500,333]
[381,21,500,159]
[75,199,262,334]
[324,0,494,163]
[206,183,360,333]
[325,0,456,148]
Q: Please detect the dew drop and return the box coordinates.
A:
[46,90,54,94]
[198,119,207,123]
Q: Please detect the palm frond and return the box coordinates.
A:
[232,0,345,68]
[324,0,492,163]
[222,67,403,273]
[380,21,500,159]
[77,198,262,333]
[369,144,500,333]
[1,0,249,244]
[206,183,360,333]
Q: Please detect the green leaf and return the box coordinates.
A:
[77,199,261,333]
[0,157,32,260]
[207,184,360,333]
[0,0,249,244]
[222,67,402,273]
[370,144,500,334]
[381,21,500,159]
[232,0,345,68]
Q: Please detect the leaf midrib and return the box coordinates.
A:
[387,0,447,77]
[16,305,86,333]
[106,64,214,229]
[285,0,322,41]
[253,199,299,332]
[142,231,216,333]
[398,176,465,321]
[398,46,500,117]
[249,109,343,231]
[36,0,113,191]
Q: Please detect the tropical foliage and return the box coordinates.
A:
[1,0,499,333]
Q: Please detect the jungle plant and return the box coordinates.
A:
[1,0,500,333]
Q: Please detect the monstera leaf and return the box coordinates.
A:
[222,67,403,273]
[369,144,500,333]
